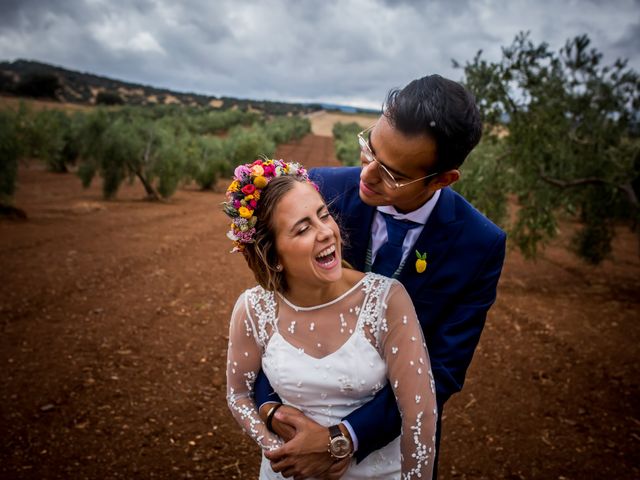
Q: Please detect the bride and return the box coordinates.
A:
[224,158,437,479]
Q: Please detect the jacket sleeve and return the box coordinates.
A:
[426,231,506,404]
[254,368,283,406]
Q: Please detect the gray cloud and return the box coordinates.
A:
[612,21,640,64]
[0,0,638,109]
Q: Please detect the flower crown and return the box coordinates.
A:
[223,158,314,253]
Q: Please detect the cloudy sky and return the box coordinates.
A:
[0,0,638,109]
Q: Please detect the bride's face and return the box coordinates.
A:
[273,182,342,287]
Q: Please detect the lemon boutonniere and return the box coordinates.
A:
[415,250,427,273]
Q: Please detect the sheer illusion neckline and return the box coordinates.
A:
[276,275,367,312]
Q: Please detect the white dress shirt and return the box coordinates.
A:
[370,189,441,266]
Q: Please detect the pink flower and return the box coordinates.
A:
[233,200,241,209]
[263,164,275,176]
[234,165,251,180]
[241,184,256,195]
[249,199,257,209]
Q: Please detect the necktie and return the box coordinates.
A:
[372,213,421,277]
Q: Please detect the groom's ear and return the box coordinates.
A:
[430,169,460,189]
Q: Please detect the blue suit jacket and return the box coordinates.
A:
[255,167,506,462]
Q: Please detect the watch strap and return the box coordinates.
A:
[329,424,342,439]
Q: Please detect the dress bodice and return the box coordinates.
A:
[226,272,437,479]
[263,316,387,426]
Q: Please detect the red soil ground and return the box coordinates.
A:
[1,134,638,479]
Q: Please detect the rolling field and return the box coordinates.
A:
[1,132,638,479]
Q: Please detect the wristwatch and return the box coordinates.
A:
[328,424,352,459]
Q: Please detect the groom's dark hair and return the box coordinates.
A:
[384,74,483,172]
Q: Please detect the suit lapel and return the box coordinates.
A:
[345,196,375,270]
[398,187,464,288]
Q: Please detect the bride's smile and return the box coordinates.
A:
[272,181,350,305]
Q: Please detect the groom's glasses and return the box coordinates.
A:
[357,124,439,190]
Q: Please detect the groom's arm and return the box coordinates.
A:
[425,231,506,404]
[254,368,282,406]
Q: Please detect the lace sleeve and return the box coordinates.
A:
[226,291,283,450]
[380,281,437,479]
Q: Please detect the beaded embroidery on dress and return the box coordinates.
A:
[226,272,437,479]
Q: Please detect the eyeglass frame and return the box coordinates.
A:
[357,124,439,190]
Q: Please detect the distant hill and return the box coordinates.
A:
[0,59,319,115]
[318,102,379,115]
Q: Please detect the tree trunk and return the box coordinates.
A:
[0,204,28,220]
[135,170,160,201]
[130,136,160,201]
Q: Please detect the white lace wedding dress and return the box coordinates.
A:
[226,272,437,479]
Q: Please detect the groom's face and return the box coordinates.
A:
[358,115,442,213]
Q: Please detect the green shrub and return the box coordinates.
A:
[453,137,509,227]
[77,111,188,200]
[150,127,187,199]
[96,91,124,105]
[15,73,60,99]
[332,122,362,166]
[264,117,311,143]
[0,110,21,204]
[26,110,74,172]
[184,136,227,190]
[224,125,276,173]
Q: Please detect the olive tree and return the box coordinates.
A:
[184,136,227,190]
[454,32,640,263]
[0,110,25,217]
[332,122,363,166]
[78,110,186,200]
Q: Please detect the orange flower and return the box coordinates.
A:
[251,165,265,176]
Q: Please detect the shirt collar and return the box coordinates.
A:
[377,189,441,226]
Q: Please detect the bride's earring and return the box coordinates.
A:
[275,264,283,272]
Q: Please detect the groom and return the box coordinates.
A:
[256,74,506,478]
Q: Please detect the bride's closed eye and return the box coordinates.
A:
[319,203,333,217]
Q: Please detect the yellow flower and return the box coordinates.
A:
[245,194,254,201]
[254,175,268,188]
[227,180,240,193]
[253,190,261,200]
[251,165,265,176]
[415,251,427,273]
[238,206,253,218]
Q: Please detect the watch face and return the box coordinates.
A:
[330,437,351,458]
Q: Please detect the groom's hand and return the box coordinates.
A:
[319,458,350,480]
[264,408,344,479]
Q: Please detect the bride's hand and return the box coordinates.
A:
[264,408,339,479]
[259,403,298,441]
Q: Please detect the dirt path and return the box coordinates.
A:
[1,134,638,479]
[306,111,377,137]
